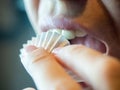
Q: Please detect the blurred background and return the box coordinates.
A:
[0,0,36,90]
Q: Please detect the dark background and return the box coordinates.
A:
[0,0,36,90]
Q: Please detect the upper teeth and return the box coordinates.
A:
[75,29,87,37]
[61,30,75,40]
[49,29,87,40]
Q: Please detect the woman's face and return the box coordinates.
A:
[24,0,120,59]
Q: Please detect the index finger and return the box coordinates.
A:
[21,46,81,90]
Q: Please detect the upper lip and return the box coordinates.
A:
[39,17,88,33]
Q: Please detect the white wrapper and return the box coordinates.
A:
[26,31,70,52]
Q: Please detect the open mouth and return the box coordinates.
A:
[39,17,108,54]
[38,17,110,90]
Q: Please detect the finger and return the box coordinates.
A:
[23,87,36,90]
[23,0,39,32]
[23,46,82,90]
[53,45,120,90]
[20,46,38,73]
[101,0,120,30]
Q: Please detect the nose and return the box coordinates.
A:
[38,0,88,18]
[61,0,88,17]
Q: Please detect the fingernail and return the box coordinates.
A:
[25,45,37,53]
[23,87,36,90]
[52,47,62,54]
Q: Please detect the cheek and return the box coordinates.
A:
[73,0,112,30]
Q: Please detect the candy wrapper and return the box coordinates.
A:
[29,31,70,52]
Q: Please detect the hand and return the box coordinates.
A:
[20,45,81,90]
[20,45,120,90]
[53,45,120,90]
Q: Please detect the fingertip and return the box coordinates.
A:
[25,45,37,53]
[52,47,62,54]
[52,45,85,56]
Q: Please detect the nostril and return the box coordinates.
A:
[64,0,88,6]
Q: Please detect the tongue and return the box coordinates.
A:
[70,35,106,53]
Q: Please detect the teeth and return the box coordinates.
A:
[49,29,75,40]
[49,29,87,40]
[75,29,87,37]
[61,30,75,40]
[49,29,62,34]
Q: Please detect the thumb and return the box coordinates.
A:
[53,45,120,90]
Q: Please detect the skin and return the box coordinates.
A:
[23,0,120,58]
[22,0,120,90]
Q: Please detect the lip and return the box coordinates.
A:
[39,17,107,54]
[39,17,88,32]
[78,82,92,90]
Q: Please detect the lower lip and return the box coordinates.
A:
[69,35,106,53]
[78,82,92,90]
